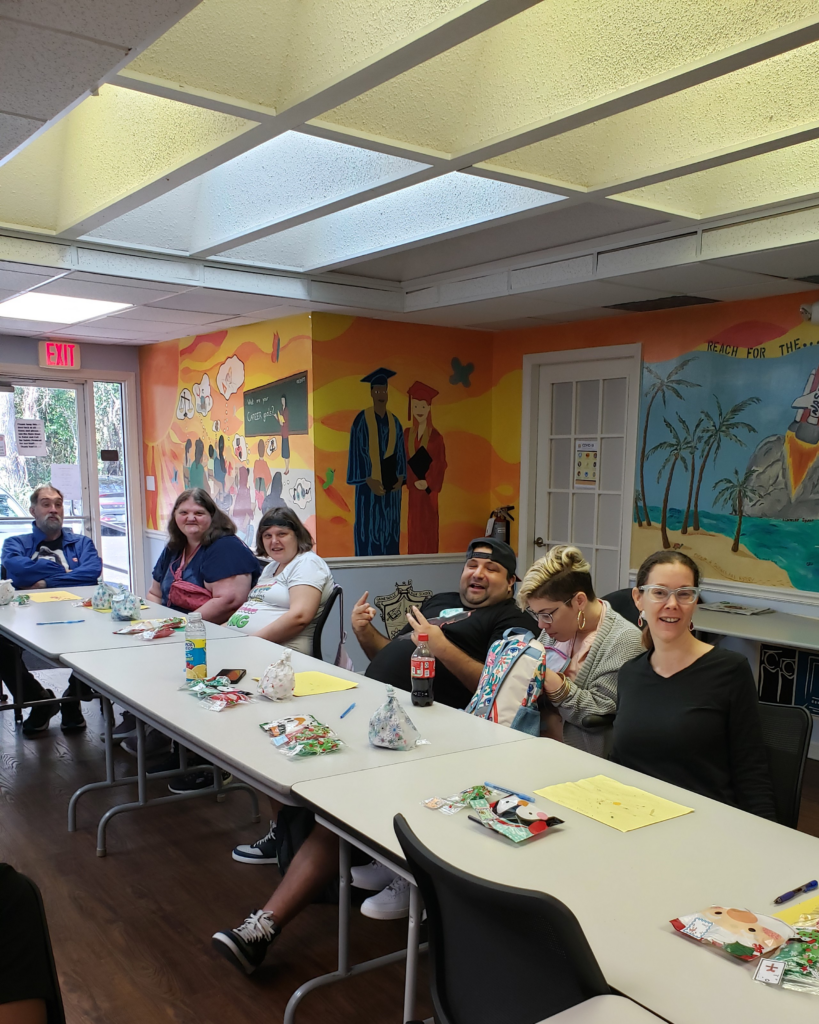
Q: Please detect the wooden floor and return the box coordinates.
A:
[0,702,433,1024]
[1,701,818,1024]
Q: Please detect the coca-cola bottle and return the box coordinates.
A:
[410,633,435,707]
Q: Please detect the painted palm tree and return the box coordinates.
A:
[713,467,762,552]
[692,395,760,531]
[647,418,689,550]
[639,358,699,527]
[634,488,644,527]
[678,413,703,535]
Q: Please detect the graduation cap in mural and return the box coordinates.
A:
[406,380,439,418]
[360,368,396,387]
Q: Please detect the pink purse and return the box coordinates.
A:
[167,550,210,611]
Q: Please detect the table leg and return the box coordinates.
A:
[68,696,115,832]
[403,884,422,1024]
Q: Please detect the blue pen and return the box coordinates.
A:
[37,619,84,625]
[773,879,818,904]
[485,781,537,803]
[339,703,356,719]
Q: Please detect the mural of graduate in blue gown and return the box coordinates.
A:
[347,368,407,556]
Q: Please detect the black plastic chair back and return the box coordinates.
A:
[311,584,343,661]
[394,814,609,1024]
[758,702,812,828]
[601,588,640,627]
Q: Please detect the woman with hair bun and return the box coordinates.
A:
[611,550,775,819]
[517,545,643,753]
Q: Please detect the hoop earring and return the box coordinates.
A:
[577,609,586,630]
[637,612,644,628]
[689,621,695,633]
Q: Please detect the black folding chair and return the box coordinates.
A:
[0,867,66,1023]
[758,702,813,828]
[601,588,640,627]
[394,814,657,1024]
[311,584,343,661]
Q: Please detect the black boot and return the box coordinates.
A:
[22,689,59,737]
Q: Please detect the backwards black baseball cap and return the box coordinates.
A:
[465,537,519,580]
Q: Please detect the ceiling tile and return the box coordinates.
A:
[0,269,61,293]
[710,242,819,281]
[111,306,224,326]
[0,316,60,333]
[0,111,43,161]
[2,1,197,50]
[37,277,179,305]
[609,264,810,300]
[148,289,288,314]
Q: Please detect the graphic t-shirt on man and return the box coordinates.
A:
[227,550,334,654]
[31,535,71,572]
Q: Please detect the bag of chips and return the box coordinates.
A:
[368,686,426,751]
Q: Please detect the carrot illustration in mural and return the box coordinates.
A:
[404,381,447,554]
[691,396,759,531]
[317,472,351,513]
[639,358,699,526]
[648,418,689,550]
[713,468,762,552]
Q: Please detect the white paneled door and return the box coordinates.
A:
[520,345,641,596]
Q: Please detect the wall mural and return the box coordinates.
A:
[313,314,493,557]
[140,315,315,543]
[633,318,819,592]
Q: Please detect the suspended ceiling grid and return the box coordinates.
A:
[3,0,819,340]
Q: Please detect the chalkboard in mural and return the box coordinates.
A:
[633,319,819,592]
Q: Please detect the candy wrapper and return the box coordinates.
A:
[368,686,427,751]
[140,625,175,640]
[259,714,342,757]
[468,790,563,843]
[0,580,15,606]
[112,617,186,635]
[754,913,819,994]
[671,907,795,961]
[111,590,141,621]
[201,690,254,712]
[257,651,295,701]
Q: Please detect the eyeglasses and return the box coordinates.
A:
[526,599,571,626]
[637,585,700,605]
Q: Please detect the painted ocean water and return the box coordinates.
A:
[640,506,819,592]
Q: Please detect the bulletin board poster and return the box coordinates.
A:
[575,441,598,486]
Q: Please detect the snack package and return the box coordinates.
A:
[111,590,141,621]
[671,907,795,961]
[140,625,175,640]
[754,913,819,994]
[258,651,295,701]
[113,616,186,635]
[259,714,342,757]
[368,686,426,750]
[200,689,254,712]
[468,789,563,843]
[0,580,15,606]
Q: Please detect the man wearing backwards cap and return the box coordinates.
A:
[346,368,406,556]
[212,536,534,972]
[353,537,532,709]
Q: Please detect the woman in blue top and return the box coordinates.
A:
[149,488,259,623]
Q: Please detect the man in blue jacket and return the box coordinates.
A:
[1,485,102,735]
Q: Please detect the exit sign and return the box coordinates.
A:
[39,340,81,370]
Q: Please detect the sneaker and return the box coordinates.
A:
[212,911,280,974]
[60,692,86,732]
[232,821,278,864]
[351,859,397,891]
[110,712,137,744]
[121,726,172,758]
[167,768,232,794]
[147,749,207,776]
[22,689,59,736]
[360,877,410,921]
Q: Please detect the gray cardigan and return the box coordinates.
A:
[539,601,644,754]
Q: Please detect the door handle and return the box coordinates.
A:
[534,537,546,547]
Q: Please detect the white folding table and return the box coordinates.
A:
[294,739,819,1024]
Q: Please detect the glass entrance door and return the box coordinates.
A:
[0,378,134,589]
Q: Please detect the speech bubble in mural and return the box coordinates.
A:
[193,374,213,416]
[266,437,278,456]
[233,434,248,462]
[176,388,194,419]
[217,355,245,399]
[288,477,313,510]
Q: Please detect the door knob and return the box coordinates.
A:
[534,537,545,547]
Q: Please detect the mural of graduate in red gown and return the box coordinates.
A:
[347,368,406,556]
[404,381,447,554]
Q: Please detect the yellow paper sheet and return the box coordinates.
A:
[535,775,694,832]
[293,671,358,697]
[775,894,819,926]
[27,590,81,602]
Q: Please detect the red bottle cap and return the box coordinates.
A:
[417,633,428,641]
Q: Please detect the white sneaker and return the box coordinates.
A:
[350,859,396,891]
[360,877,410,920]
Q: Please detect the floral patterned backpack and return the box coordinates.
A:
[466,628,569,735]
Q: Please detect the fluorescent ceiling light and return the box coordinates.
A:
[0,292,132,324]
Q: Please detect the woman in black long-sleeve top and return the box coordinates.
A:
[611,550,776,821]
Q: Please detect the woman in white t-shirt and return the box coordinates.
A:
[227,507,334,654]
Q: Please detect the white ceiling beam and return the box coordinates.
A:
[58,0,543,241]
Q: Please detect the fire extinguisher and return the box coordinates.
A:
[485,505,514,543]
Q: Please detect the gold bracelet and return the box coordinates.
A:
[547,673,571,704]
